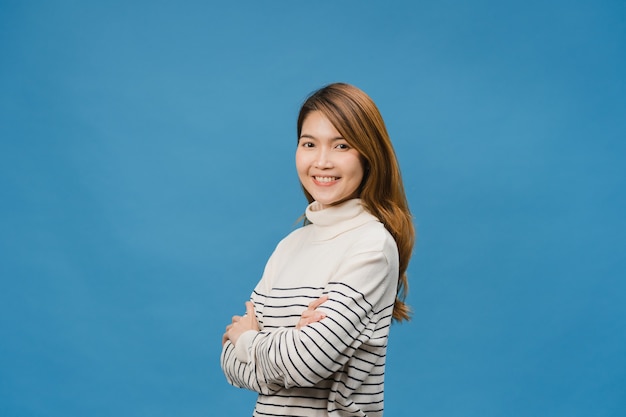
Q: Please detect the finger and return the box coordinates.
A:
[296,311,326,330]
[245,301,255,317]
[308,295,329,310]
[303,311,326,323]
[314,311,326,321]
[296,318,308,330]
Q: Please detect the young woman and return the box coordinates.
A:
[221,82,415,417]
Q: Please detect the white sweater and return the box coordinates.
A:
[220,199,399,417]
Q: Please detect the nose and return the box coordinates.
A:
[313,147,333,169]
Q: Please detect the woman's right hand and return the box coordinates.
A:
[296,295,329,330]
[222,301,259,346]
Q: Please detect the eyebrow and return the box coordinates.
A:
[298,134,346,141]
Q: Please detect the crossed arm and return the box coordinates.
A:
[221,295,328,347]
[221,247,396,394]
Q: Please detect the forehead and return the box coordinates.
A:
[300,111,342,138]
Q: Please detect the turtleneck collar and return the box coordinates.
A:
[304,198,379,241]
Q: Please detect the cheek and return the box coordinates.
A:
[348,156,365,184]
[295,151,309,176]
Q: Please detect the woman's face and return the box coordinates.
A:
[296,111,364,209]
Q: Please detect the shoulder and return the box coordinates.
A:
[350,220,399,260]
[274,222,311,245]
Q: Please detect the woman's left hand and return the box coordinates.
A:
[222,301,260,346]
[296,295,328,330]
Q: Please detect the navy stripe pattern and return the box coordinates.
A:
[221,200,399,416]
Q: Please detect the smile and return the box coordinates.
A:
[314,176,338,183]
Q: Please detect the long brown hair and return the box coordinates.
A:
[297,82,415,322]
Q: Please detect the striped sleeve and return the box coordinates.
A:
[248,247,396,389]
[220,339,283,395]
[219,248,283,395]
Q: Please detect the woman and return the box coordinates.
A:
[221,82,415,416]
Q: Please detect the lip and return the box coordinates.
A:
[312,175,339,186]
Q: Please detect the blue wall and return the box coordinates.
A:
[1,1,624,416]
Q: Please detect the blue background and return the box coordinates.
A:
[1,1,625,416]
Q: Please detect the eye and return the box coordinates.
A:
[299,141,314,148]
[335,143,350,150]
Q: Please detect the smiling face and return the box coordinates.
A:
[296,111,364,209]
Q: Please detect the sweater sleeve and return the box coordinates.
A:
[239,243,398,389]
[220,338,284,395]
[220,246,283,395]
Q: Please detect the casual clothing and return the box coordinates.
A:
[221,198,399,417]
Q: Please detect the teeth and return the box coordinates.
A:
[315,176,337,183]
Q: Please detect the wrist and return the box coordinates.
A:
[234,330,258,363]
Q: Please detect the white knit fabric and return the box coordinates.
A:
[221,198,399,417]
